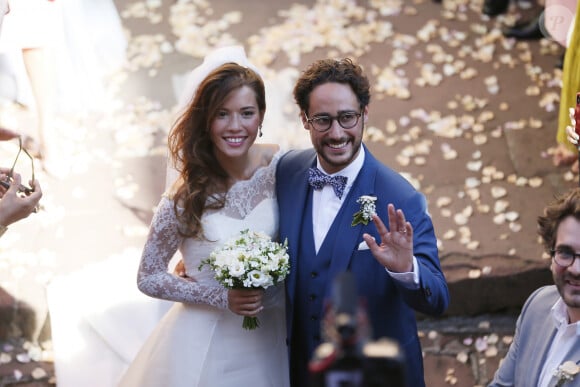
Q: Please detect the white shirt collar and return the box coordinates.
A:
[551,297,580,335]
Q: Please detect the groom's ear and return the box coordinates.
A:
[300,112,309,130]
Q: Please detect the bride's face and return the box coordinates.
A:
[210,85,262,162]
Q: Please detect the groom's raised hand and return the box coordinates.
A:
[362,203,414,273]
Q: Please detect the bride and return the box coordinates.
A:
[48,46,289,387]
[117,47,289,386]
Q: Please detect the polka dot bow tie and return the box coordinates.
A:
[307,167,348,199]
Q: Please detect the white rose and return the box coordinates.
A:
[228,261,245,277]
[248,270,270,287]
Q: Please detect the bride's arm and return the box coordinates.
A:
[136,197,229,309]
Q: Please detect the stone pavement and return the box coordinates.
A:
[0,0,579,386]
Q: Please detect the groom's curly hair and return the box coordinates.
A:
[168,63,266,238]
[293,58,371,115]
[537,187,580,253]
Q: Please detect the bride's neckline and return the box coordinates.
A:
[220,145,282,187]
[224,149,282,192]
[225,162,268,193]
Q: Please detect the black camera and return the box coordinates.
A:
[309,272,407,387]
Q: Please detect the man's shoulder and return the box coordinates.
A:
[364,148,404,175]
[523,285,559,314]
[278,148,315,169]
[528,285,559,303]
[365,150,418,194]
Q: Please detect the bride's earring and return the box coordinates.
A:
[259,124,263,137]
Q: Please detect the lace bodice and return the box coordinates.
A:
[137,153,281,309]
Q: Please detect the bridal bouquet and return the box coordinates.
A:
[200,229,290,330]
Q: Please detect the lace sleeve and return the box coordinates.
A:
[136,197,229,309]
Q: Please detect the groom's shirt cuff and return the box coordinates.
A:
[385,256,420,289]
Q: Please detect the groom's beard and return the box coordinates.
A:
[313,122,364,173]
[554,270,580,310]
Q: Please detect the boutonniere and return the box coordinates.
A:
[351,195,377,226]
[553,360,580,386]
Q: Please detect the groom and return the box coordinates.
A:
[276,58,450,387]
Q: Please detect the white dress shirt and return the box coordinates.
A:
[312,147,365,252]
[538,298,580,387]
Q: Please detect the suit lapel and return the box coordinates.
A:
[563,342,580,363]
[545,325,580,386]
[528,316,559,384]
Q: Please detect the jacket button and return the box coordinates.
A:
[424,287,432,297]
[311,272,318,278]
[309,294,316,301]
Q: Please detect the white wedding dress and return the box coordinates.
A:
[118,153,289,387]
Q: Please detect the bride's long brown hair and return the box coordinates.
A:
[168,63,266,238]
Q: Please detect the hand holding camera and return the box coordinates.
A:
[309,272,407,387]
[565,94,580,148]
[0,168,42,229]
[0,134,43,236]
[0,171,35,194]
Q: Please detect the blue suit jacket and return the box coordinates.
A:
[276,145,450,387]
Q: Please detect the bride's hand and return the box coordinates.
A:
[228,288,264,317]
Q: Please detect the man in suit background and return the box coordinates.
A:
[489,188,580,386]
[276,58,450,387]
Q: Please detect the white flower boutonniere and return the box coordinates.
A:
[352,195,377,226]
[554,360,580,386]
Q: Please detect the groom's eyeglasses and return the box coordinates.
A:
[0,136,36,194]
[551,247,580,268]
[305,111,362,132]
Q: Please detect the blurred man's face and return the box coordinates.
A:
[551,215,580,323]
[0,0,8,33]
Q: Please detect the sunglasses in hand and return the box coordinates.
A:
[0,136,36,195]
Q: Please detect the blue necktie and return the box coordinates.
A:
[307,167,348,199]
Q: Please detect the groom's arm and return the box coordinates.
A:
[400,192,449,315]
[352,152,449,316]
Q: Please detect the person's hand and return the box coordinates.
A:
[566,107,579,147]
[172,259,196,281]
[227,288,264,317]
[0,171,42,227]
[174,259,187,277]
[362,203,413,273]
[0,128,19,142]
